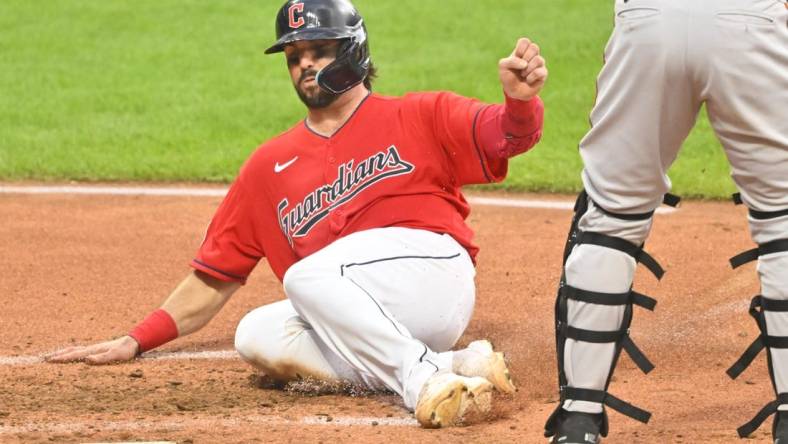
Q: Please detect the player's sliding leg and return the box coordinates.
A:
[238,227,510,427]
[544,3,702,441]
[704,3,788,438]
[284,227,492,428]
[235,299,367,386]
[236,299,517,397]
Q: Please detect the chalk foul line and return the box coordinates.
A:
[0,349,239,366]
[0,414,418,435]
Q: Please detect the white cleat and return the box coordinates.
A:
[453,340,517,394]
[414,371,494,428]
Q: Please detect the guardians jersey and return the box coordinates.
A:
[192,91,543,283]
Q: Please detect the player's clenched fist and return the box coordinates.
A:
[499,38,548,101]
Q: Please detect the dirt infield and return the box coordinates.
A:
[0,186,775,443]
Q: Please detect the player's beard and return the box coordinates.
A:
[294,68,339,109]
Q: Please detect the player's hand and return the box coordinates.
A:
[499,38,548,101]
[45,335,139,365]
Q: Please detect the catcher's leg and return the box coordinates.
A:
[723,200,788,440]
[704,1,788,438]
[544,192,675,441]
[545,1,702,441]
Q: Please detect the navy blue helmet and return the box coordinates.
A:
[265,0,371,94]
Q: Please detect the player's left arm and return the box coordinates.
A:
[475,37,547,164]
[418,37,546,185]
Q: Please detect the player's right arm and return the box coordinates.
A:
[48,163,267,365]
[46,270,240,365]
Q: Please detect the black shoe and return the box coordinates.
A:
[775,411,788,444]
[550,409,604,444]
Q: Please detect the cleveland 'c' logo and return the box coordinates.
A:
[288,3,305,29]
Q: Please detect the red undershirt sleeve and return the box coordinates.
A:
[475,93,544,162]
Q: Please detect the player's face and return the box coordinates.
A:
[284,40,341,109]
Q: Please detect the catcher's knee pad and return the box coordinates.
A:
[545,190,679,438]
[727,194,788,438]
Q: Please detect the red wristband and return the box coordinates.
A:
[128,309,179,353]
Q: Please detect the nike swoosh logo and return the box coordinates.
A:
[274,156,298,173]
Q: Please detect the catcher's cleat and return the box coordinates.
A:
[548,409,603,444]
[414,371,493,428]
[775,411,788,444]
[453,340,517,394]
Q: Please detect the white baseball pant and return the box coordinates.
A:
[234,227,476,409]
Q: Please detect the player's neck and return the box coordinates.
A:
[305,85,369,137]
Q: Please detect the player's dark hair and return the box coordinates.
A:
[364,61,377,90]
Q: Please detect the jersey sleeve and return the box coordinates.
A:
[191,175,265,284]
[417,91,508,185]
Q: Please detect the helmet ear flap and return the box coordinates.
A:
[316,36,370,94]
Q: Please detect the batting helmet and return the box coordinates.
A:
[265,0,371,95]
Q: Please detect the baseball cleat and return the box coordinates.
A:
[414,371,493,428]
[548,409,603,444]
[453,340,517,394]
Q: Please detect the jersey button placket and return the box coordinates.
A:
[322,139,334,181]
[324,139,336,175]
[325,140,343,234]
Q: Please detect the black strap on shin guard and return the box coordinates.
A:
[662,193,682,208]
[545,191,668,438]
[730,239,788,269]
[590,193,681,221]
[727,296,788,380]
[732,192,788,220]
[561,387,652,424]
[582,194,681,279]
[738,393,788,438]
[560,285,657,374]
[575,231,665,280]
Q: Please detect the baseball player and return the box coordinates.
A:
[47,0,548,428]
[544,0,788,443]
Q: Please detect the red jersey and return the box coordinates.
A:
[192,91,542,283]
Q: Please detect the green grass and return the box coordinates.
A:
[0,0,735,197]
